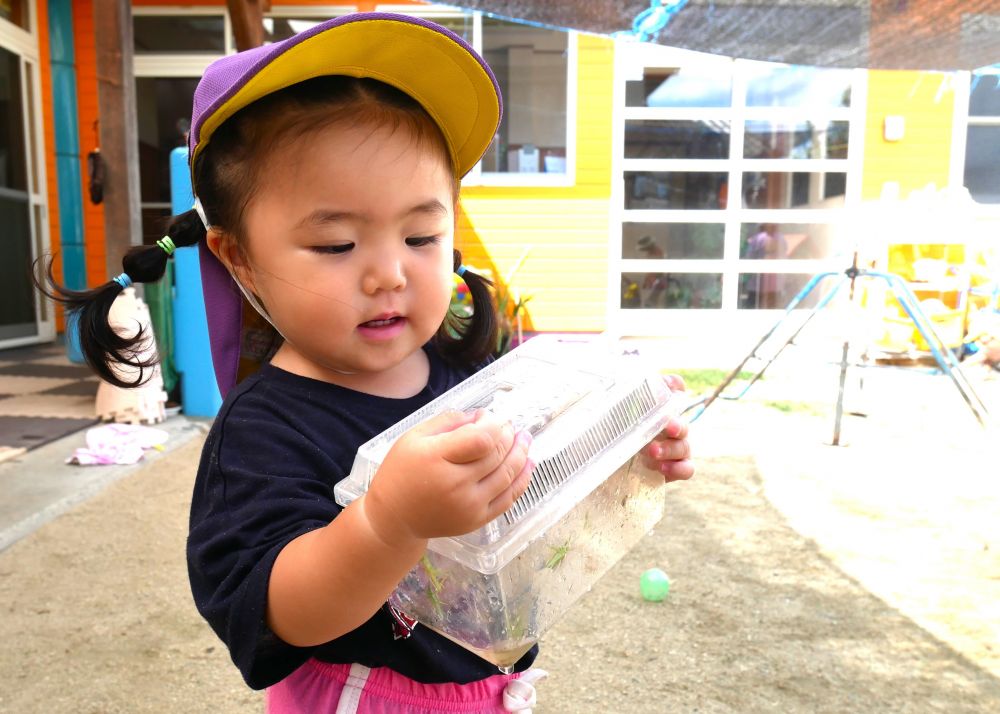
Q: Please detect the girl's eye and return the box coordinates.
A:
[311,244,354,255]
[406,236,440,247]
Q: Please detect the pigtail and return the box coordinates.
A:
[436,248,499,367]
[33,208,206,388]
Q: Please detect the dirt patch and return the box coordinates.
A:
[0,389,997,712]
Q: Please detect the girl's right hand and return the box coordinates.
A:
[362,410,534,546]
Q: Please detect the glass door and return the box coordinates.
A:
[0,43,39,343]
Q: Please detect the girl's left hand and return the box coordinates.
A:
[641,374,694,483]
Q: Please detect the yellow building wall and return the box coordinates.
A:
[458,34,615,333]
[863,70,965,281]
[862,70,955,200]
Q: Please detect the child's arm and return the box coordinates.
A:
[265,409,534,647]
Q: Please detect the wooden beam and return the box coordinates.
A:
[227,0,270,52]
[93,0,141,279]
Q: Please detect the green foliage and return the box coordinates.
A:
[494,285,532,357]
[670,368,756,395]
[762,400,826,416]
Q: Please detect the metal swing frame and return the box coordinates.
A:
[684,254,991,442]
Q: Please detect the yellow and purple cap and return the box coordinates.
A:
[191,12,502,396]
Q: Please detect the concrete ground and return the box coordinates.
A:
[0,353,997,712]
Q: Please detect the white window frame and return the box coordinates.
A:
[610,41,866,334]
[380,5,576,187]
[0,0,55,347]
[132,5,230,77]
[135,4,577,187]
[955,68,1000,207]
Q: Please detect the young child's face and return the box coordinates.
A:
[235,119,456,383]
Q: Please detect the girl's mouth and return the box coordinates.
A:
[357,315,407,340]
[361,317,400,328]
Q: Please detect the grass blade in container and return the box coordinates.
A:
[334,335,678,671]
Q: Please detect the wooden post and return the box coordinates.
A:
[227,0,270,52]
[93,0,142,279]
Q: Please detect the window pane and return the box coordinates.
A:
[622,223,724,259]
[481,19,567,174]
[621,272,722,309]
[0,0,29,31]
[134,16,226,53]
[746,64,852,108]
[262,17,326,43]
[742,171,845,209]
[259,15,474,45]
[964,126,1000,203]
[969,74,1000,117]
[738,273,824,310]
[137,77,200,202]
[0,47,28,192]
[740,223,837,260]
[625,120,729,159]
[625,171,728,209]
[0,194,36,339]
[744,120,848,159]
[625,67,731,108]
[24,61,37,193]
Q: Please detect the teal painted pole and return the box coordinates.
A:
[48,0,86,363]
[170,146,222,416]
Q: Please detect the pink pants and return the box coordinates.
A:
[267,659,533,713]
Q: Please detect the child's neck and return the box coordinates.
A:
[271,344,431,399]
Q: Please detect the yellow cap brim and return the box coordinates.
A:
[192,15,501,179]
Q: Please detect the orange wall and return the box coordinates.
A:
[72,0,107,288]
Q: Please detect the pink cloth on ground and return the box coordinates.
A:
[267,659,518,713]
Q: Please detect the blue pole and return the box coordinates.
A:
[170,147,222,416]
[48,0,86,363]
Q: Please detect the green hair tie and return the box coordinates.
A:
[156,236,176,255]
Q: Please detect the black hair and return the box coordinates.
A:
[34,210,205,388]
[34,76,500,388]
[439,250,498,365]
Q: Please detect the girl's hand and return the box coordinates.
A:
[363,410,534,545]
[641,374,694,483]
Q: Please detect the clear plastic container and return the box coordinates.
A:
[334,335,677,670]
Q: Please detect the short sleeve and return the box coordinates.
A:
[187,393,346,689]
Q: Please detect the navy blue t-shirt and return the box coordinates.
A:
[187,345,537,690]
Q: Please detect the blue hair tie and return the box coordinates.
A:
[112,273,133,290]
[457,265,468,278]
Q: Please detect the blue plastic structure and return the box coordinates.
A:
[170,147,222,416]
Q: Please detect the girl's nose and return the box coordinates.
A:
[361,257,406,295]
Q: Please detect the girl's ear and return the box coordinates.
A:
[206,229,256,291]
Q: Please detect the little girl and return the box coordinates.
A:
[39,13,693,713]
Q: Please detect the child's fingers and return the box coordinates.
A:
[664,374,687,392]
[415,409,480,437]
[485,450,535,519]
[433,413,515,466]
[642,436,691,467]
[476,429,532,492]
[655,417,688,441]
[659,458,695,482]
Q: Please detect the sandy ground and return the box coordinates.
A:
[0,365,998,713]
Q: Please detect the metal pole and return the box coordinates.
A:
[832,255,860,445]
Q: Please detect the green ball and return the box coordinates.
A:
[640,567,671,602]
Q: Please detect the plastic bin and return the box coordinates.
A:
[334,336,677,670]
